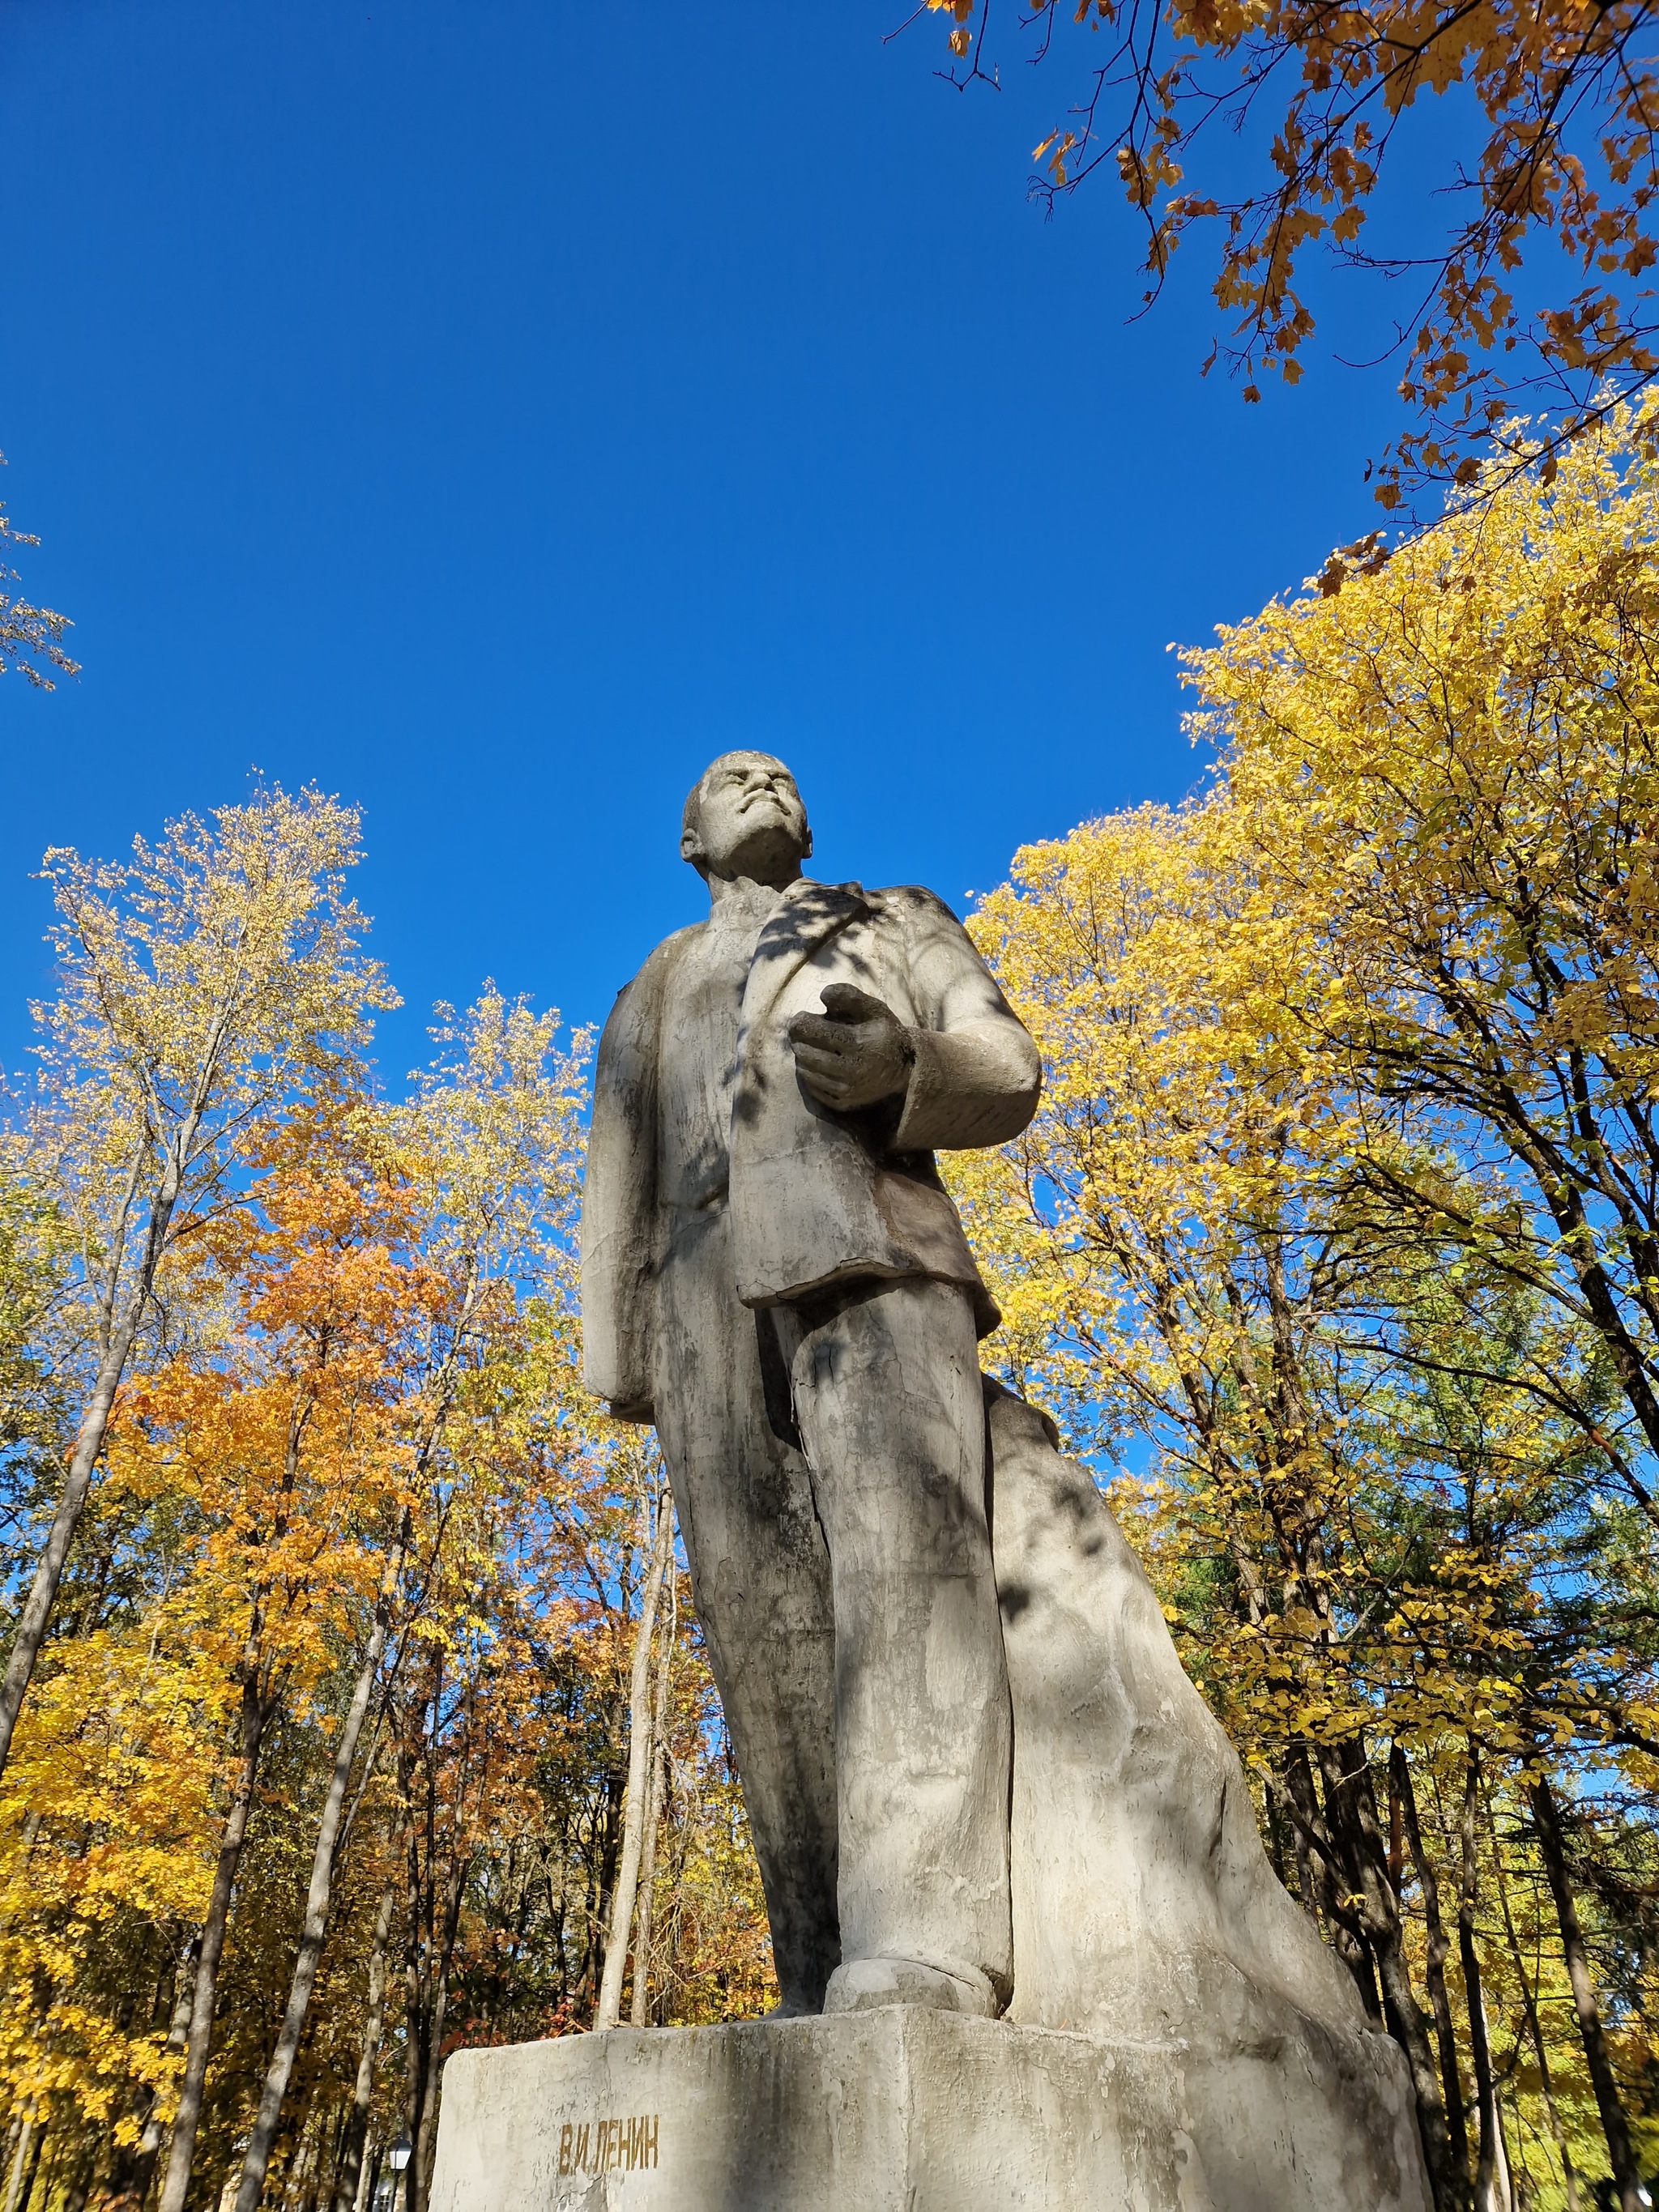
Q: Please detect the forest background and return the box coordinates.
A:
[2,0,1658,2209]
[0,408,1648,2212]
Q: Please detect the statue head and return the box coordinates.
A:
[681,752,812,888]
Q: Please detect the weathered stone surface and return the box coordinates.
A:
[580,752,1042,2014]
[990,1383,1371,2052]
[429,2006,1432,2212]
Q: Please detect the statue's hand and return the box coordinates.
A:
[787,985,914,1115]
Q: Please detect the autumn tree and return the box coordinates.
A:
[957,781,1657,2208]
[957,392,1659,2207]
[135,1103,429,2212]
[322,991,587,2212]
[0,787,395,1789]
[921,0,1659,497]
[1178,394,1659,2205]
[1187,397,1659,1543]
[0,455,75,689]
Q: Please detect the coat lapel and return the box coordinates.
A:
[740,879,869,1033]
[731,881,869,1146]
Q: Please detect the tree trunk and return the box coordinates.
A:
[271,2116,305,2212]
[332,1884,396,2212]
[1458,1750,1499,2210]
[399,1719,459,2212]
[1392,1745,1469,2197]
[158,1673,273,2212]
[1477,2040,1514,2212]
[595,1502,674,2032]
[401,1784,428,2210]
[2,2104,36,2212]
[1281,1746,1324,1923]
[0,1120,197,1788]
[117,1930,201,2206]
[306,2112,342,2212]
[11,2118,42,2212]
[356,2142,383,2212]
[0,1332,133,1779]
[631,1564,676,2029]
[234,1611,392,2212]
[1528,1772,1644,2212]
[1491,1808,1580,2212]
[412,1848,469,2212]
[1316,1737,1458,2212]
[585,1761,624,2015]
[1285,1740,1380,2014]
[399,1694,444,2212]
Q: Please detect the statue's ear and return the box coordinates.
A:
[801,825,814,860]
[680,825,703,867]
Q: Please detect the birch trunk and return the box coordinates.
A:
[2,2104,36,2212]
[594,1502,674,2031]
[630,1566,676,2029]
[11,2125,42,2212]
[332,1885,396,2212]
[120,1931,201,2206]
[355,2143,383,2212]
[157,1674,272,2212]
[233,1605,393,2212]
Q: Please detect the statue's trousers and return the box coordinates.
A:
[652,1204,1013,2010]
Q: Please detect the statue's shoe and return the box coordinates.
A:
[822,1955,1000,2018]
[763,1994,821,2021]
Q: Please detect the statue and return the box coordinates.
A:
[581,749,1039,2020]
[430,752,1435,2210]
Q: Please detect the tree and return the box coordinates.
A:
[0,456,75,689]
[1187,394,1659,1549]
[956,781,1657,2207]
[139,1102,423,2212]
[956,795,1463,2198]
[593,1486,672,2034]
[1166,390,1659,2206]
[921,0,1659,499]
[0,786,395,1788]
[234,990,587,2212]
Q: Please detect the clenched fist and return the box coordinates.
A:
[787,984,914,1115]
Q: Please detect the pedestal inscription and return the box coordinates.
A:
[429,2008,1431,2212]
[557,2115,659,2182]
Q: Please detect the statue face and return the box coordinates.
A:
[684,753,810,884]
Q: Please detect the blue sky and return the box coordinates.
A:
[1,0,1439,1080]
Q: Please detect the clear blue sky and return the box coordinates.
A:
[0,0,1427,1078]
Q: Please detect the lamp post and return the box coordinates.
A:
[377,2137,412,2212]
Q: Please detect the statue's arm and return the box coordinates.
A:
[884,891,1042,1153]
[581,938,684,1423]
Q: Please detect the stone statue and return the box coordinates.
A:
[581,749,1040,2020]
[430,752,1435,2210]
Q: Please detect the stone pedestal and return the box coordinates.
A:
[428,2005,1431,2212]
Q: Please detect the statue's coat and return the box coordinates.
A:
[581,879,1041,1419]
